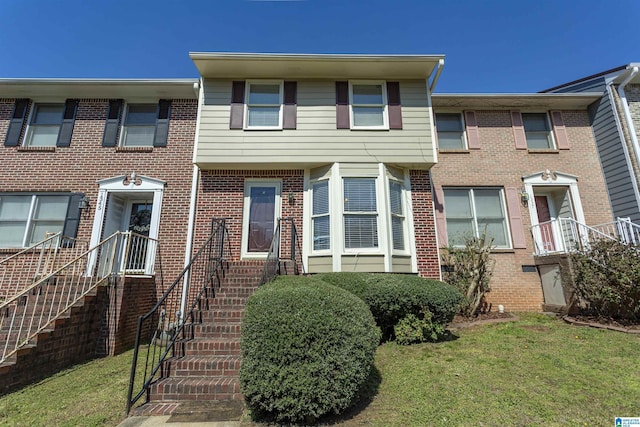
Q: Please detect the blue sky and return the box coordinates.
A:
[1,0,639,93]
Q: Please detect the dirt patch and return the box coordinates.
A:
[563,315,640,334]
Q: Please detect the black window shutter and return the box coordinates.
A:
[336,82,349,129]
[56,99,79,147]
[153,99,171,147]
[102,100,123,147]
[283,81,297,129]
[62,192,84,247]
[4,99,30,146]
[230,81,246,129]
[387,82,402,130]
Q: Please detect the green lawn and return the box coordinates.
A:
[0,350,134,427]
[1,315,639,427]
[333,313,640,427]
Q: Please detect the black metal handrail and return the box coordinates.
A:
[258,217,304,286]
[125,218,229,414]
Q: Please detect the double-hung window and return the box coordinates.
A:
[388,180,406,251]
[25,104,64,147]
[435,113,466,149]
[311,180,330,251]
[343,178,378,249]
[443,188,509,248]
[121,104,158,147]
[245,81,283,129]
[0,195,70,247]
[522,113,553,149]
[350,82,388,129]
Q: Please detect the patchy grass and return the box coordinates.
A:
[0,350,134,427]
[332,314,640,427]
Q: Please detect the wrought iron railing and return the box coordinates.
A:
[259,217,304,286]
[531,217,628,255]
[0,233,119,364]
[0,232,88,300]
[125,218,229,414]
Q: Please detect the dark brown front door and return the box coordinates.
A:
[247,186,277,252]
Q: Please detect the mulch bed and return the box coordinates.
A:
[563,315,640,334]
[449,312,518,329]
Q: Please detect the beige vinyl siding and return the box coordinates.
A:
[307,256,333,273]
[310,164,332,180]
[197,79,434,169]
[341,255,385,272]
[340,163,380,175]
[392,255,413,273]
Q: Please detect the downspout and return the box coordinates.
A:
[618,66,640,183]
[180,79,204,318]
[427,59,444,280]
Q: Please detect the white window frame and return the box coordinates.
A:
[522,112,556,150]
[443,187,512,249]
[349,80,389,130]
[23,103,64,147]
[119,103,158,147]
[387,177,409,255]
[342,176,380,253]
[244,80,284,130]
[435,112,467,150]
[310,179,331,254]
[0,194,70,248]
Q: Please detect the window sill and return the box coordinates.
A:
[115,146,154,153]
[349,127,390,131]
[527,149,559,154]
[17,146,56,152]
[438,149,470,154]
[491,248,516,254]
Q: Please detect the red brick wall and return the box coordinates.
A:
[430,109,612,311]
[410,170,440,279]
[0,98,197,297]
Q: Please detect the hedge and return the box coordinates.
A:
[240,277,380,424]
[315,272,462,340]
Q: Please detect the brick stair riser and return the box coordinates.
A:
[194,323,242,339]
[183,340,241,356]
[149,378,242,402]
[200,310,245,322]
[163,356,241,377]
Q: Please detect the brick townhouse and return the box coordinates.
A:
[0,79,199,297]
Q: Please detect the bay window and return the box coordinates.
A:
[311,180,330,251]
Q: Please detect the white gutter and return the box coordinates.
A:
[618,66,640,180]
[180,79,204,318]
[429,59,444,92]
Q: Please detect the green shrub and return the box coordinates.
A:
[394,309,445,345]
[570,239,640,322]
[240,277,380,424]
[316,273,462,341]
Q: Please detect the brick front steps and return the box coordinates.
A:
[132,261,263,416]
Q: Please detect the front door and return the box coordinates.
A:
[243,182,281,256]
[535,195,555,252]
[124,201,153,272]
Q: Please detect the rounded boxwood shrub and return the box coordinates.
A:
[240,277,380,424]
[316,273,462,341]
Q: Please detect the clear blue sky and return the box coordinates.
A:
[1,0,639,93]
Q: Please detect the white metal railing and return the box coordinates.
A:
[0,231,162,364]
[0,233,88,301]
[531,217,640,256]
